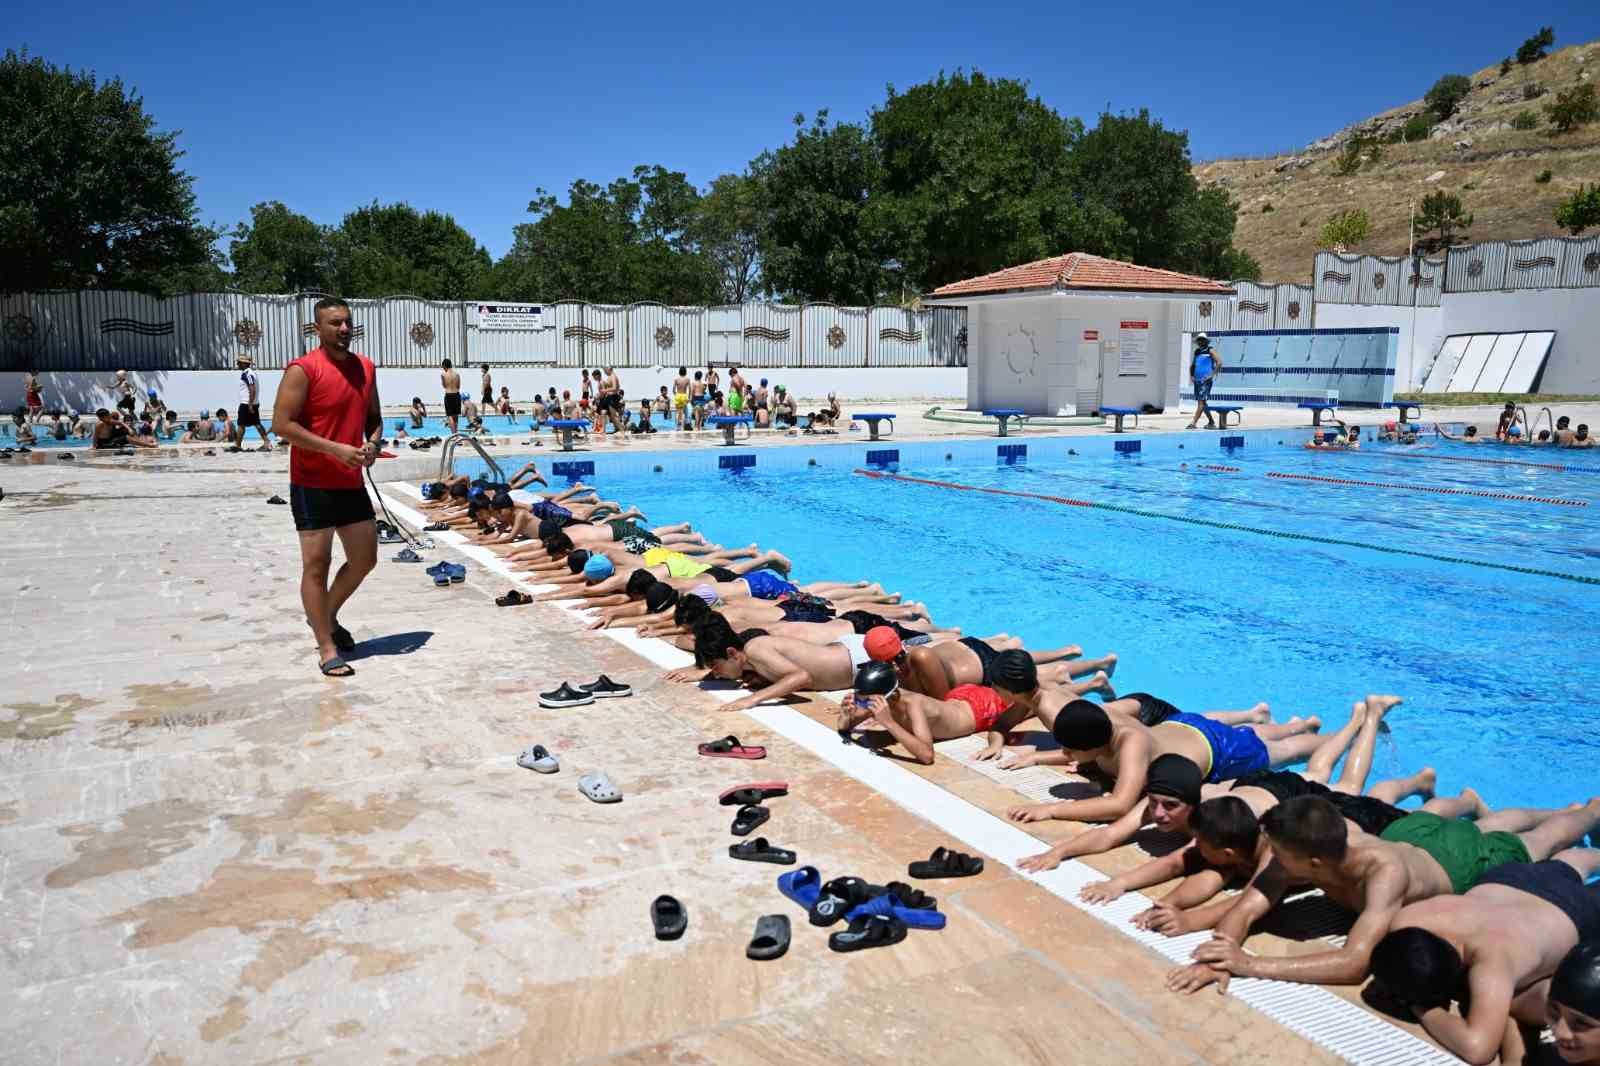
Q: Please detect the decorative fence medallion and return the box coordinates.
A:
[654,325,675,350]
[1372,273,1385,290]
[826,325,846,349]
[955,326,968,351]
[1467,259,1485,278]
[1287,301,1301,320]
[233,318,263,347]
[1198,301,1212,318]
[1586,252,1600,274]
[4,313,36,342]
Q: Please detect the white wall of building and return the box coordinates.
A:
[1433,289,1600,393]
[1313,303,1444,392]
[0,365,966,417]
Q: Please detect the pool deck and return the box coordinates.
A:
[6,403,1581,1064]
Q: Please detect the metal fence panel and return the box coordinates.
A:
[740,303,802,367]
[1445,241,1509,293]
[1275,284,1313,329]
[1314,252,1362,304]
[707,306,741,366]
[1408,257,1445,307]
[1557,235,1600,288]
[627,304,705,368]
[1503,238,1564,290]
[927,304,968,366]
[377,298,463,368]
[573,304,628,368]
[867,307,931,366]
[226,293,302,369]
[0,291,85,370]
[802,304,868,367]
[1182,293,1232,332]
[1231,281,1275,330]
[551,302,585,367]
[1358,256,1405,305]
[80,290,178,370]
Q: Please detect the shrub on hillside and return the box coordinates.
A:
[1546,84,1598,134]
[1523,82,1546,101]
[1500,58,1513,75]
[1512,110,1540,131]
[1401,113,1437,142]
[1425,74,1471,119]
[1317,208,1369,249]
[1416,190,1473,249]
[1516,26,1554,65]
[1555,183,1600,235]
[1261,201,1274,213]
[1535,168,1553,183]
[1333,133,1382,175]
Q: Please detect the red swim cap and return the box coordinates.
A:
[864,626,904,662]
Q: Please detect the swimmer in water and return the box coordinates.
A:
[1549,941,1600,1064]
[1435,424,1483,444]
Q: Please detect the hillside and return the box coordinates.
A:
[1196,39,1600,282]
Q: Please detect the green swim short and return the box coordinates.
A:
[1378,811,1531,894]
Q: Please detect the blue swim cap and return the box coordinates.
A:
[583,555,615,581]
[1508,424,1523,437]
[760,378,768,386]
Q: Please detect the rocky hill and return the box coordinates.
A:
[1196,39,1600,282]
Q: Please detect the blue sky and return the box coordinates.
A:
[19,1,1600,258]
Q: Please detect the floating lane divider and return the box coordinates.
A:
[1195,464,1240,473]
[1360,449,1600,475]
[853,469,1600,586]
[1266,470,1587,508]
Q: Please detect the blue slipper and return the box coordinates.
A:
[846,892,947,930]
[447,562,466,583]
[777,866,821,910]
[426,562,455,586]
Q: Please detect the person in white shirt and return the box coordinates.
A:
[233,354,273,451]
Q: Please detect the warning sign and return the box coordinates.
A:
[1117,320,1150,376]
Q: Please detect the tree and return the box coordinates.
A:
[1555,183,1600,235]
[1333,131,1382,175]
[1067,109,1201,270]
[1415,191,1473,250]
[332,202,492,298]
[1172,185,1258,280]
[1425,74,1471,119]
[229,202,335,292]
[1516,26,1554,65]
[0,49,218,294]
[1317,208,1370,250]
[1545,84,1598,135]
[692,171,766,303]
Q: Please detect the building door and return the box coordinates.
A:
[1075,330,1103,414]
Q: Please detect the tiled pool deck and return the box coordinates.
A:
[6,401,1587,1063]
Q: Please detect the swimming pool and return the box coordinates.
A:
[452,430,1599,811]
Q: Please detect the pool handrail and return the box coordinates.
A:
[436,433,507,486]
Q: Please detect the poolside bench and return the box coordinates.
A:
[547,419,591,451]
[1383,400,1423,424]
[851,412,895,441]
[1208,404,1244,428]
[707,414,753,446]
[982,408,1028,437]
[1101,406,1141,433]
[1299,401,1340,426]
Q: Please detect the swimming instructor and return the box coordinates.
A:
[271,296,382,678]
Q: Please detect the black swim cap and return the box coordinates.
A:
[625,569,658,598]
[449,482,469,498]
[1552,941,1600,1021]
[1369,927,1463,1011]
[1145,754,1202,807]
[426,481,445,497]
[537,517,563,541]
[644,583,678,614]
[1052,700,1112,750]
[566,549,591,574]
[991,649,1038,693]
[853,661,899,698]
[491,491,513,510]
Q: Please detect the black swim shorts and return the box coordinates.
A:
[237,403,261,427]
[289,485,376,532]
[443,393,463,417]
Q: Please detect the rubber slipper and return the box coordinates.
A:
[746,914,791,961]
[828,914,907,952]
[516,745,559,773]
[579,675,632,698]
[698,735,766,760]
[730,804,770,837]
[651,894,686,940]
[496,590,532,607]
[719,782,788,806]
[318,656,354,677]
[908,846,983,879]
[539,683,594,708]
[266,494,286,505]
[846,892,946,930]
[577,771,621,803]
[431,571,450,587]
[883,881,937,910]
[728,837,795,865]
[424,522,449,532]
[330,624,357,653]
[392,548,423,563]
[778,866,821,910]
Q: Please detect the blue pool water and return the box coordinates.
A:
[457,434,1599,810]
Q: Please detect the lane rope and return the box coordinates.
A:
[1349,449,1600,475]
[853,469,1600,587]
[1265,470,1587,508]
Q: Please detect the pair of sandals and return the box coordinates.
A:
[650,896,789,960]
[515,747,620,804]
[427,561,465,586]
[495,589,531,607]
[776,868,928,950]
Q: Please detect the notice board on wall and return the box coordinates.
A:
[1117,321,1149,375]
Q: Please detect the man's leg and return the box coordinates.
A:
[1417,786,1489,820]
[1551,847,1600,879]
[1262,730,1332,768]
[1509,799,1600,861]
[1253,717,1322,741]
[1325,694,1401,793]
[326,519,379,642]
[1305,703,1367,786]
[299,528,341,669]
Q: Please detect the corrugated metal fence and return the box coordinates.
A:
[0,293,969,372]
[1317,237,1600,304]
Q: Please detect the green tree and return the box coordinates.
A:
[1513,110,1540,131]
[1401,113,1437,141]
[1333,131,1382,175]
[229,202,335,292]
[1172,184,1258,280]
[1317,208,1370,249]
[1500,57,1513,75]
[332,202,492,298]
[1555,183,1600,235]
[0,49,218,293]
[692,170,766,303]
[1424,74,1471,119]
[1415,190,1473,250]
[1516,26,1555,65]
[1545,83,1598,135]
[1067,109,1192,270]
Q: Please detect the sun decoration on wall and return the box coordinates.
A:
[654,325,675,350]
[826,325,846,349]
[233,318,263,348]
[4,313,36,341]
[1198,301,1212,318]
[1287,301,1301,320]
[410,322,434,347]
[1002,324,1040,380]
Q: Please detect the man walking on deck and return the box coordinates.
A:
[1187,333,1221,430]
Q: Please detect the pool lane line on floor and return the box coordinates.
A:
[855,469,1600,587]
[1264,471,1587,507]
[378,482,1462,1066]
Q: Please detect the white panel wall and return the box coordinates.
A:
[1313,303,1444,392]
[1438,289,1600,393]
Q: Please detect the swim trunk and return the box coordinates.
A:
[1194,377,1214,401]
[642,547,712,580]
[948,684,1008,733]
[779,600,835,624]
[1378,812,1532,894]
[692,396,708,406]
[834,633,871,669]
[1125,692,1183,727]
[703,565,737,582]
[608,519,659,547]
[444,393,462,417]
[1475,860,1600,941]
[1164,712,1269,783]
[779,591,832,613]
[743,569,799,600]
[958,637,1001,686]
[288,485,375,532]
[674,393,687,409]
[621,535,656,555]
[839,610,932,646]
[532,501,573,523]
[1231,772,1407,836]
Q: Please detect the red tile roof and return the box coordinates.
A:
[929,253,1235,298]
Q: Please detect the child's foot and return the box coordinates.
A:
[1413,767,1437,801]
[1244,701,1271,724]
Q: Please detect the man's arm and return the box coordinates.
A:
[1015,804,1146,871]
[1042,735,1151,823]
[869,695,935,765]
[1414,959,1515,1066]
[270,366,365,468]
[1081,844,1193,903]
[722,646,811,713]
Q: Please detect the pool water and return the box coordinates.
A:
[461,437,1599,810]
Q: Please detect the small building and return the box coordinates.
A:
[926,253,1235,416]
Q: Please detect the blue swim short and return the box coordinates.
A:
[532,500,572,522]
[742,569,798,601]
[1169,711,1268,783]
[1194,377,1215,401]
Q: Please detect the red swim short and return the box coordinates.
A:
[948,684,1008,732]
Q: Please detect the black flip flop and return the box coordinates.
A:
[728,837,796,865]
[495,590,532,607]
[808,877,879,927]
[746,914,791,961]
[908,846,984,879]
[424,522,449,531]
[719,783,788,806]
[318,656,354,677]
[266,494,286,505]
[883,880,937,910]
[730,804,770,837]
[828,914,907,953]
[331,624,357,653]
[651,894,687,941]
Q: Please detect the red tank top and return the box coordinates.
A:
[285,347,375,489]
